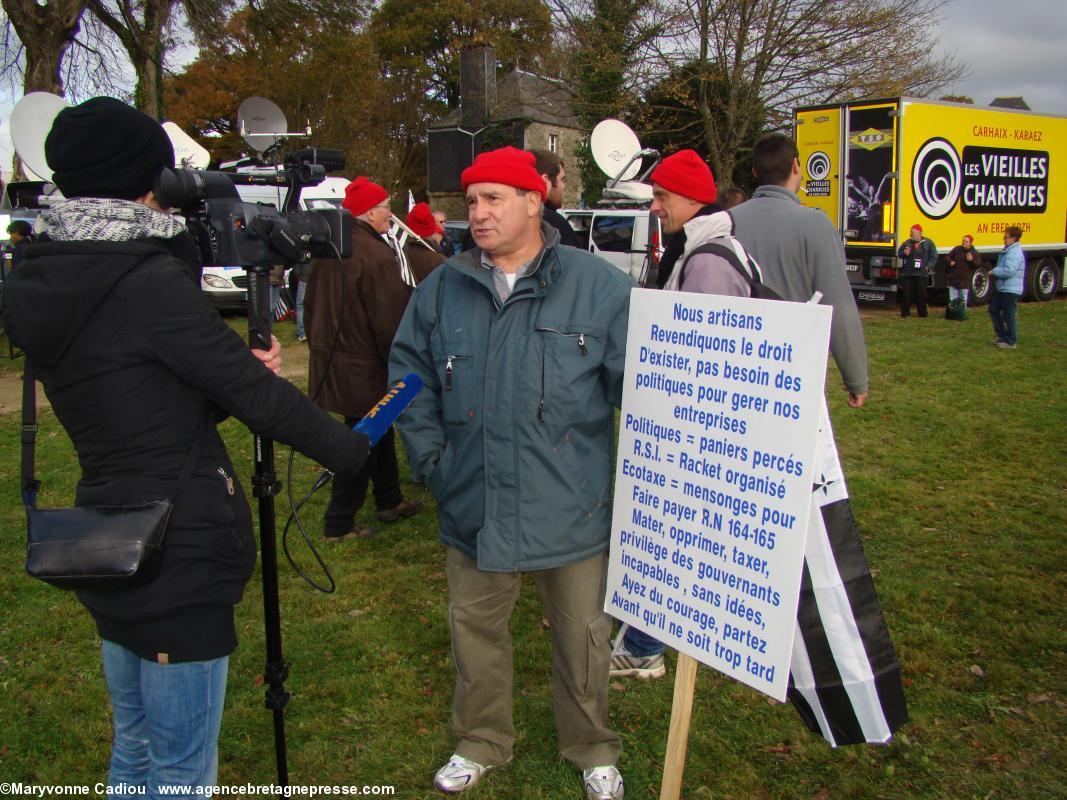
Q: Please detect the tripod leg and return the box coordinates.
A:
[247,265,290,785]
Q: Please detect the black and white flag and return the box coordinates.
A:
[787,400,908,746]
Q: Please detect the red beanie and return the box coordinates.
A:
[650,150,717,204]
[343,176,388,217]
[460,147,547,200]
[406,202,443,237]
[911,223,923,233]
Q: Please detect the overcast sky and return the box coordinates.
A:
[2,0,1067,176]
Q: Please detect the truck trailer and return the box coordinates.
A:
[794,97,1067,305]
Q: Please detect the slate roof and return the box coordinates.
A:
[431,69,580,130]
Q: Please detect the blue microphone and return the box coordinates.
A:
[353,374,424,446]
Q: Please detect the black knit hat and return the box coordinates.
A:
[45,97,174,200]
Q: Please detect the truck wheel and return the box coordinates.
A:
[970,267,993,306]
[1029,257,1061,301]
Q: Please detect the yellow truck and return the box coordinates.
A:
[794,97,1067,305]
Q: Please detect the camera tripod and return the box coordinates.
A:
[245,263,291,785]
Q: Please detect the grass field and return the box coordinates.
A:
[0,300,1064,799]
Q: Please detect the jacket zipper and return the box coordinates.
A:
[534,328,588,423]
[445,354,472,391]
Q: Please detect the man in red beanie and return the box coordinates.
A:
[390,145,630,800]
[650,149,725,288]
[305,176,422,541]
[403,202,446,282]
[897,223,937,318]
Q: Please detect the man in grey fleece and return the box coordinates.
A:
[730,133,869,408]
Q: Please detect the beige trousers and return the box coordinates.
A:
[445,547,622,770]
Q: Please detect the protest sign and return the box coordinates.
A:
[606,288,832,701]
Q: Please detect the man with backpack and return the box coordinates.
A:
[729,133,868,408]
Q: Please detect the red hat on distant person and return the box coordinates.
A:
[460,147,547,200]
[650,149,718,204]
[406,202,443,237]
[343,176,388,217]
[911,223,923,232]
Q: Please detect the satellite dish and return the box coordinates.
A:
[590,119,643,182]
[238,96,289,153]
[162,121,210,168]
[10,92,70,181]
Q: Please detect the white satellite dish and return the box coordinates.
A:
[162,121,211,169]
[10,92,70,181]
[238,96,293,153]
[590,119,644,182]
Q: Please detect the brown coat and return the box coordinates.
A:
[404,240,445,284]
[305,219,410,417]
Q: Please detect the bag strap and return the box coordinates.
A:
[678,240,766,293]
[20,358,211,509]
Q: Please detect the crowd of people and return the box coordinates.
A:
[0,95,1032,800]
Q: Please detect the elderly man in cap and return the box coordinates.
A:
[390,147,630,799]
[651,149,725,289]
[403,202,446,281]
[305,176,422,541]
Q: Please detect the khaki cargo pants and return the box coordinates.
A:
[445,547,622,770]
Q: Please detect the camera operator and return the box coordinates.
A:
[1,97,372,796]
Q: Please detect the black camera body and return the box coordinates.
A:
[154,149,351,268]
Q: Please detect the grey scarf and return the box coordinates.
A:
[41,198,186,242]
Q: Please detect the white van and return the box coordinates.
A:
[200,174,349,310]
[561,207,663,286]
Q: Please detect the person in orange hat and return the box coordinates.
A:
[304,176,423,541]
[390,146,629,800]
[403,202,446,282]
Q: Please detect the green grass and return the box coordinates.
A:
[0,301,1065,799]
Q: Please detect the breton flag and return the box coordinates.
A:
[787,400,909,745]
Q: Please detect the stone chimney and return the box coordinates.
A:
[460,44,496,129]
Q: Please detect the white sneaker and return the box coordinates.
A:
[583,765,624,799]
[434,753,502,793]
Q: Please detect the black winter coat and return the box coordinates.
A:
[3,236,369,662]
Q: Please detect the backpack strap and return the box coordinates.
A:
[678,239,769,296]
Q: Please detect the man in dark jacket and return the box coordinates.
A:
[305,177,422,540]
[1,97,371,795]
[404,202,446,281]
[390,147,628,800]
[897,223,937,317]
[529,147,580,248]
[945,233,982,315]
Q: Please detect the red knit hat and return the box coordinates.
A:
[460,147,547,200]
[343,176,388,217]
[406,202,443,237]
[650,150,717,204]
[911,223,923,233]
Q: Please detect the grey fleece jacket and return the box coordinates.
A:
[729,185,869,395]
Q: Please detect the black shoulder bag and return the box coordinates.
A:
[21,360,209,591]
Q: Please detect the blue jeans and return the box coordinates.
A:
[295,279,307,339]
[988,291,1020,345]
[102,640,228,799]
[622,624,665,657]
[948,287,969,304]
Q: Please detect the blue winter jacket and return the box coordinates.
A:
[389,224,632,571]
[991,242,1025,295]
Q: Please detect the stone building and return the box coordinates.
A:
[427,44,583,219]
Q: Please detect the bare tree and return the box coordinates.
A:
[649,0,966,187]
[1,0,89,94]
[85,0,230,118]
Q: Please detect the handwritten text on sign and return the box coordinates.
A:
[606,289,832,700]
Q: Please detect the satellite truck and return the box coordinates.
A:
[794,97,1067,306]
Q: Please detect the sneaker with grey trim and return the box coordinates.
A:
[610,646,666,680]
[433,753,506,793]
[583,765,624,799]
